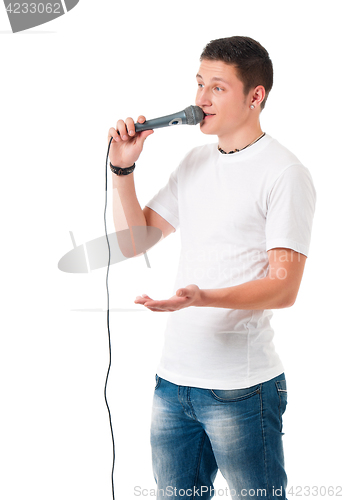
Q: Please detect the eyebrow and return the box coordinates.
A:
[196,74,230,85]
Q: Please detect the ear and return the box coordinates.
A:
[250,85,266,108]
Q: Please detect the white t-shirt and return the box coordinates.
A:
[146,134,316,390]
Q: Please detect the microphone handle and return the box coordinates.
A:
[134,110,187,132]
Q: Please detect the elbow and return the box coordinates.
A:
[277,291,297,309]
[117,225,163,259]
[116,226,148,259]
[279,299,295,309]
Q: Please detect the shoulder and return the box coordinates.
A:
[263,135,303,169]
[263,135,314,187]
[264,138,316,205]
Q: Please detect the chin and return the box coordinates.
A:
[200,123,217,136]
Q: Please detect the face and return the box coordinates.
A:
[195,59,252,139]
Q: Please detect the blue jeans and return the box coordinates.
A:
[150,373,288,499]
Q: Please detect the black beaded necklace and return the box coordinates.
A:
[218,132,266,155]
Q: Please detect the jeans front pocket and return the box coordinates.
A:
[209,383,261,403]
[155,374,161,390]
[275,378,287,432]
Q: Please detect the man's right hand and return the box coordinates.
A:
[108,116,154,169]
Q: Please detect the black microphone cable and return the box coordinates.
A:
[104,136,115,500]
[101,107,203,498]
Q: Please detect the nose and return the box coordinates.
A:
[195,87,212,109]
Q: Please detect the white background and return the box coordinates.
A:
[0,1,343,499]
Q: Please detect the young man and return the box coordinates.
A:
[108,37,316,499]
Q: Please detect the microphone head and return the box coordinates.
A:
[184,105,205,125]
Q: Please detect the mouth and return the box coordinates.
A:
[203,112,215,119]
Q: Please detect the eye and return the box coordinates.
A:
[197,83,204,89]
[215,86,224,92]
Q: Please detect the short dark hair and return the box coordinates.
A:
[200,36,273,110]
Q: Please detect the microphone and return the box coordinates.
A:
[134,105,204,132]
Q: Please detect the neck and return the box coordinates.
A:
[218,124,263,154]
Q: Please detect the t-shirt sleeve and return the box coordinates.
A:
[265,163,316,256]
[145,164,180,230]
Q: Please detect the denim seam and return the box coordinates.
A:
[192,431,207,500]
[259,384,272,500]
[244,310,255,384]
[187,387,198,421]
[178,386,198,421]
[275,381,286,433]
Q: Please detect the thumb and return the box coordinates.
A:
[137,129,154,144]
[177,289,184,297]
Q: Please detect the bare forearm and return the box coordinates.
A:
[112,172,148,257]
[112,172,147,231]
[135,249,306,313]
[108,116,154,236]
[199,276,295,310]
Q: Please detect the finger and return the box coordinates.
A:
[134,295,153,305]
[135,294,152,300]
[108,127,119,143]
[137,115,146,124]
[144,302,170,311]
[134,297,167,311]
[144,300,174,310]
[116,119,129,140]
[146,307,168,312]
[141,130,154,139]
[134,297,147,304]
[125,117,136,137]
